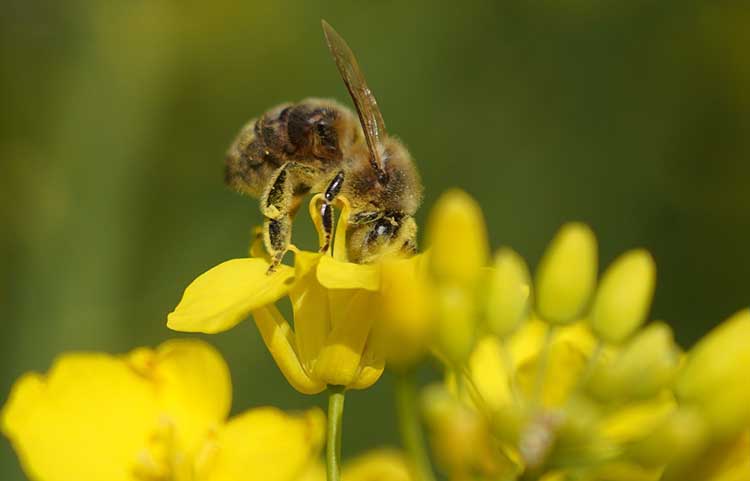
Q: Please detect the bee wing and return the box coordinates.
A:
[322,20,388,182]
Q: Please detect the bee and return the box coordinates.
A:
[225,20,422,270]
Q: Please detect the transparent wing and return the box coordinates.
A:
[322,20,388,182]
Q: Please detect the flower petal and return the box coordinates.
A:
[1,354,159,481]
[253,305,326,395]
[314,289,378,387]
[317,255,381,291]
[348,337,385,390]
[599,394,676,444]
[468,336,514,411]
[200,407,325,481]
[513,321,595,407]
[127,340,232,454]
[167,258,294,334]
[333,195,354,262]
[289,251,331,374]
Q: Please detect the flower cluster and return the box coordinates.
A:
[2,188,749,481]
[416,191,750,481]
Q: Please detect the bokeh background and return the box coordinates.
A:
[2,1,749,479]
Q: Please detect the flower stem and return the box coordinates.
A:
[395,370,437,481]
[532,324,557,406]
[326,385,346,481]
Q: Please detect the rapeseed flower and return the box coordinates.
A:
[1,339,324,481]
[168,195,427,393]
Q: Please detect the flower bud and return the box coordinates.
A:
[421,385,502,478]
[427,189,489,285]
[628,408,707,468]
[589,249,656,344]
[486,248,531,338]
[675,309,750,439]
[435,285,477,364]
[589,322,680,402]
[535,223,598,325]
[377,255,433,368]
[661,427,750,481]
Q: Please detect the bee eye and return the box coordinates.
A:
[315,121,338,151]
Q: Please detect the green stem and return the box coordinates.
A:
[580,339,604,387]
[326,385,346,481]
[532,324,557,405]
[395,371,437,481]
[500,339,521,406]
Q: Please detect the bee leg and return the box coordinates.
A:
[318,170,345,252]
[261,162,317,272]
[264,217,290,273]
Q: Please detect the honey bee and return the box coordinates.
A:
[225,20,422,270]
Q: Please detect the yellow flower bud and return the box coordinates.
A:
[486,247,531,338]
[421,385,508,479]
[676,309,750,439]
[589,322,680,402]
[589,249,656,344]
[376,255,433,368]
[426,189,489,285]
[628,408,707,469]
[435,284,477,364]
[661,428,750,481]
[535,223,598,325]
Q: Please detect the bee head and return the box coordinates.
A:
[346,214,418,264]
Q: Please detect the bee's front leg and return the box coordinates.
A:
[261,162,316,273]
[318,170,345,253]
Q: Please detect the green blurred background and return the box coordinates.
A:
[2,1,749,479]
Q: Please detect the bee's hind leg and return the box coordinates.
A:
[263,217,291,273]
[261,162,317,273]
[318,170,345,253]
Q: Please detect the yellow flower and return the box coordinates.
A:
[169,187,446,389]
[168,196,396,393]
[1,339,325,481]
